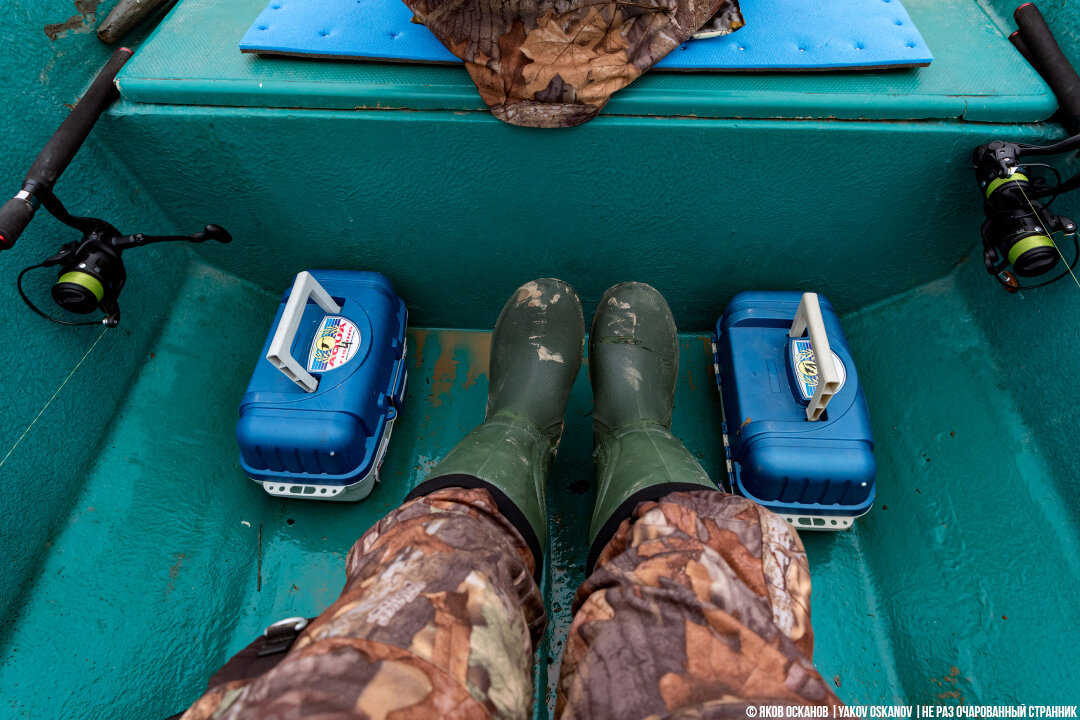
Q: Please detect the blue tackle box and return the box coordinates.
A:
[712,292,875,530]
[237,270,408,501]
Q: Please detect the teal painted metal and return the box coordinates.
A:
[843,275,1080,703]
[4,261,1077,717]
[970,0,1080,519]
[3,0,1080,715]
[95,102,1058,329]
[984,0,1080,73]
[0,0,196,626]
[958,0,1080,547]
[115,0,1057,122]
[0,265,900,716]
[958,254,1080,523]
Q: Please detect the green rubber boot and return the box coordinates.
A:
[409,279,584,568]
[587,282,716,569]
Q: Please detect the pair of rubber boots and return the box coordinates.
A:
[410,279,716,572]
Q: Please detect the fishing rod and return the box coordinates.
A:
[0,48,231,327]
[974,3,1080,292]
[97,0,179,44]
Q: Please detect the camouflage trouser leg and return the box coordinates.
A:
[182,487,836,720]
[181,487,546,720]
[556,490,840,720]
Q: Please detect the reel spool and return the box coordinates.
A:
[17,214,231,327]
[975,156,1078,292]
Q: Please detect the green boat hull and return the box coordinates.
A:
[1,0,1078,716]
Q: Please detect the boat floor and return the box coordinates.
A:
[2,262,1078,718]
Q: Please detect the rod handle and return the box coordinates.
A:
[0,195,36,251]
[1014,3,1080,135]
[23,47,133,192]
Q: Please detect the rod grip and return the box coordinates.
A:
[1009,30,1039,75]
[1015,3,1080,135]
[0,196,36,250]
[22,47,133,191]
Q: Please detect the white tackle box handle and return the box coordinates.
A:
[789,293,841,422]
[266,271,342,393]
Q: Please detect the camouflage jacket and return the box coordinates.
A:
[402,0,744,127]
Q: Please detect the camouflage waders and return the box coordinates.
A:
[180,485,838,720]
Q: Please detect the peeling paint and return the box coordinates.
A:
[413,454,440,484]
[44,0,101,40]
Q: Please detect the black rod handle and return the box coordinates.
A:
[0,196,36,250]
[1009,30,1041,77]
[24,47,133,192]
[0,48,132,251]
[1015,3,1080,135]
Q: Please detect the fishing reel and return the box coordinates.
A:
[975,141,1078,292]
[0,48,231,328]
[16,193,230,327]
[969,3,1080,293]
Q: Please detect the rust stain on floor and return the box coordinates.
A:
[929,665,967,704]
[461,332,491,389]
[418,330,492,405]
[428,337,460,407]
[168,552,186,579]
[410,329,429,370]
[164,552,186,598]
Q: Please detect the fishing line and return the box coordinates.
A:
[0,326,109,472]
[1014,177,1080,291]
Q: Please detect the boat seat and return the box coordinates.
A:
[118,0,1054,123]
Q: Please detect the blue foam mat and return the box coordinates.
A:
[240,0,933,71]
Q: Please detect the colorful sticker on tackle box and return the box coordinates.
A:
[790,337,846,401]
[308,316,361,372]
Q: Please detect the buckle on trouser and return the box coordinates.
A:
[258,616,309,657]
